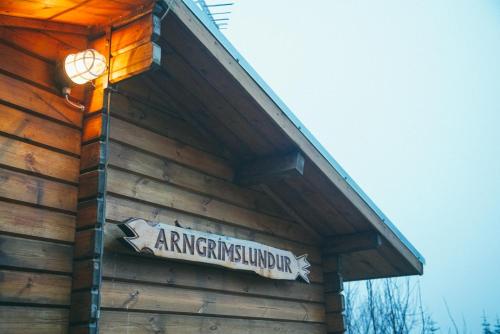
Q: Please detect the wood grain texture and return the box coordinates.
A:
[0,306,68,334]
[0,234,72,273]
[0,103,81,154]
[80,141,102,171]
[0,2,88,22]
[113,73,178,118]
[300,167,367,232]
[237,151,305,187]
[50,0,153,26]
[105,195,321,264]
[109,91,230,159]
[325,312,346,333]
[108,140,287,219]
[158,42,275,155]
[0,269,71,305]
[0,167,77,211]
[86,34,109,114]
[82,113,105,143]
[162,14,293,154]
[109,116,234,180]
[0,26,87,62]
[283,177,355,235]
[72,259,100,291]
[325,293,345,313]
[71,75,108,333]
[74,228,102,259]
[0,135,79,182]
[324,272,344,294]
[168,0,423,275]
[265,181,333,237]
[322,255,346,333]
[0,14,88,36]
[109,41,159,83]
[103,252,323,302]
[107,167,317,245]
[101,280,325,322]
[0,41,58,90]
[0,200,75,242]
[0,0,154,26]
[104,222,323,285]
[259,184,324,240]
[77,198,104,230]
[0,72,82,127]
[100,310,326,334]
[78,170,102,200]
[0,40,53,84]
[0,26,85,101]
[70,289,100,324]
[323,232,382,255]
[111,13,155,57]
[146,70,253,159]
[341,247,401,281]
[123,69,253,160]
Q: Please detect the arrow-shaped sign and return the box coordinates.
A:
[118,218,310,283]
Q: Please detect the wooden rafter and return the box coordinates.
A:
[323,231,383,255]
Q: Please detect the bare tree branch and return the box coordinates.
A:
[444,298,460,334]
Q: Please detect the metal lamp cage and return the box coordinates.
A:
[64,49,107,85]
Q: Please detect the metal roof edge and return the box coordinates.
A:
[179,0,425,265]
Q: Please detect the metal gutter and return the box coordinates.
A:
[180,0,425,265]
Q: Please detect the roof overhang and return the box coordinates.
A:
[0,0,424,280]
[162,0,424,279]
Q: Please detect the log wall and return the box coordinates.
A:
[68,8,163,333]
[100,79,328,333]
[1,8,174,333]
[0,9,347,332]
[0,26,87,334]
[323,256,346,334]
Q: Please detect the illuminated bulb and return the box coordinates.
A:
[64,49,106,85]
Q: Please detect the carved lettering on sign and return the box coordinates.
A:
[118,218,311,283]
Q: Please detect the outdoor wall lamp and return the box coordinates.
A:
[58,49,107,111]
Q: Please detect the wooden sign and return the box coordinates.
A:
[118,218,311,283]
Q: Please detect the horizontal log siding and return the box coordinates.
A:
[0,26,86,334]
[103,91,327,333]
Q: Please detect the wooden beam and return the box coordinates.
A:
[110,12,160,57]
[323,231,382,255]
[108,4,163,83]
[0,14,89,35]
[100,311,326,334]
[237,151,305,186]
[109,41,161,83]
[68,34,110,334]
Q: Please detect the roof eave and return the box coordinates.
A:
[170,0,425,274]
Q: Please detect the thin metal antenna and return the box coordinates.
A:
[209,11,231,15]
[195,0,235,30]
[204,3,234,7]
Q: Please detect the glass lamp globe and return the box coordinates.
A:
[64,49,106,85]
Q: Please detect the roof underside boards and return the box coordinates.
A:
[0,0,424,280]
[0,0,155,27]
[161,0,424,278]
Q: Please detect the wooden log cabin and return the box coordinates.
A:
[0,1,425,333]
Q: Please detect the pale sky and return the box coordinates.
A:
[217,0,500,331]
